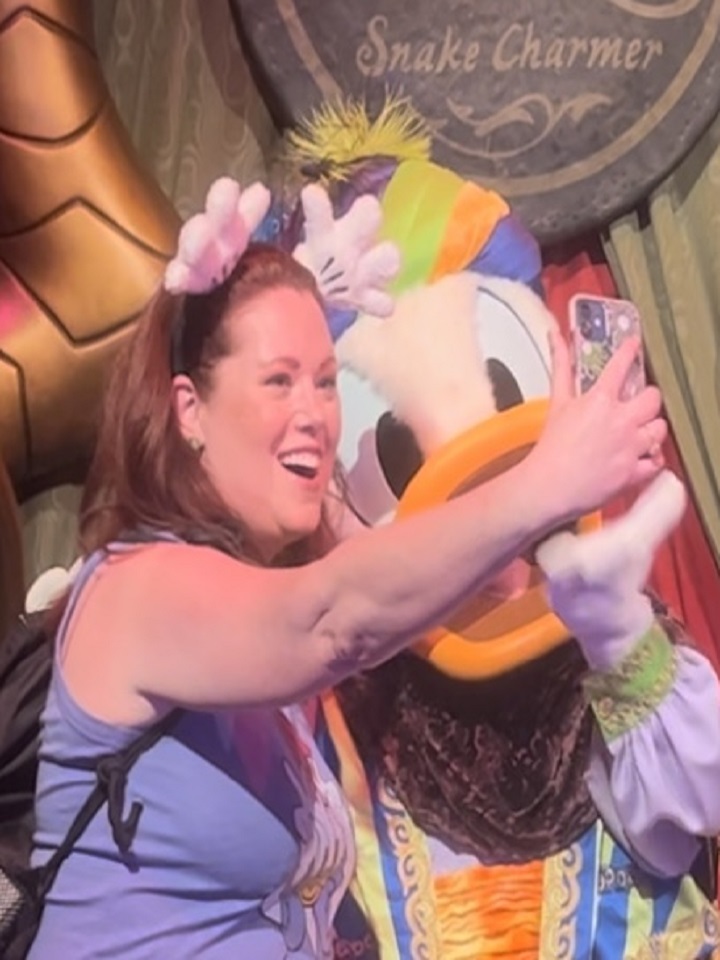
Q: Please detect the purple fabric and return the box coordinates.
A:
[466,215,543,292]
[275,157,398,254]
[588,644,720,876]
[330,158,398,219]
[29,545,348,959]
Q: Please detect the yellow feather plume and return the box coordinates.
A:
[287,95,432,180]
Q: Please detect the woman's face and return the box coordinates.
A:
[175,286,341,560]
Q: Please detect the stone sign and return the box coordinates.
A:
[231,0,720,241]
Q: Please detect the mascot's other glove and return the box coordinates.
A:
[536,470,687,670]
[292,184,401,317]
[25,559,81,613]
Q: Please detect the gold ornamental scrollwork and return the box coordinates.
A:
[376,777,441,960]
[604,0,703,19]
[539,842,583,960]
[433,93,613,161]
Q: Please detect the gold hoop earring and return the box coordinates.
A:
[187,436,204,455]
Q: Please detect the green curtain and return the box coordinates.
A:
[94,0,276,216]
[603,112,720,566]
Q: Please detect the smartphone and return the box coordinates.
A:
[568,294,646,399]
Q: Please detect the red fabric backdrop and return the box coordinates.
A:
[542,236,720,673]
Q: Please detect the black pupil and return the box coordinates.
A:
[487,359,524,413]
[375,413,424,499]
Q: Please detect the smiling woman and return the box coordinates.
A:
[172,279,341,563]
[82,245,338,567]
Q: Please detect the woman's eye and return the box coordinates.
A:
[318,375,338,391]
[265,373,292,388]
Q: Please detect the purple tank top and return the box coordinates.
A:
[29,543,354,959]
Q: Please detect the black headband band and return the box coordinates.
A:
[169,278,233,378]
[170,294,206,377]
[170,300,188,376]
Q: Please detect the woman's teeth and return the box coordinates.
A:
[280,451,320,479]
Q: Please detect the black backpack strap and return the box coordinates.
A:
[37,708,182,897]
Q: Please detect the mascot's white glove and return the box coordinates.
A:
[25,559,81,614]
[164,178,271,295]
[292,183,401,317]
[536,470,687,670]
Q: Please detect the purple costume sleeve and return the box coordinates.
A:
[587,643,720,877]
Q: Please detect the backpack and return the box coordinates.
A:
[0,612,51,868]
[0,609,181,959]
[0,527,188,863]
[0,527,180,857]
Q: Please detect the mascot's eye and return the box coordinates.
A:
[475,281,552,408]
[337,368,421,525]
[375,412,423,499]
[486,359,524,412]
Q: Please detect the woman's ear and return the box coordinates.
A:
[172,374,204,447]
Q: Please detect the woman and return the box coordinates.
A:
[28,180,666,959]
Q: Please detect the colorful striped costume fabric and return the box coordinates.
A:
[321,694,718,960]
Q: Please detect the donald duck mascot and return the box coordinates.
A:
[270,98,720,960]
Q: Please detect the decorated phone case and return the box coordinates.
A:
[569,294,646,399]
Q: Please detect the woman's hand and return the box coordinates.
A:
[527,329,666,523]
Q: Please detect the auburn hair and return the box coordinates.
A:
[80,243,338,566]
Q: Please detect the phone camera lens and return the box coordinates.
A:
[578,302,606,343]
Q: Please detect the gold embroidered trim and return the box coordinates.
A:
[377,776,442,959]
[539,840,583,959]
[583,623,678,741]
[628,900,720,959]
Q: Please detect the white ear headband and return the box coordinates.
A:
[163,176,401,319]
[164,178,272,296]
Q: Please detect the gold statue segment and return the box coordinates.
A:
[0,0,180,484]
[0,0,180,629]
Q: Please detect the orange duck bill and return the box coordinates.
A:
[396,399,601,681]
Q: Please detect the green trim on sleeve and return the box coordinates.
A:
[583,623,678,742]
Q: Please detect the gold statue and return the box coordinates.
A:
[0,0,180,632]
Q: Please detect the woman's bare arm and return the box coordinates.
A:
[66,335,666,713]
